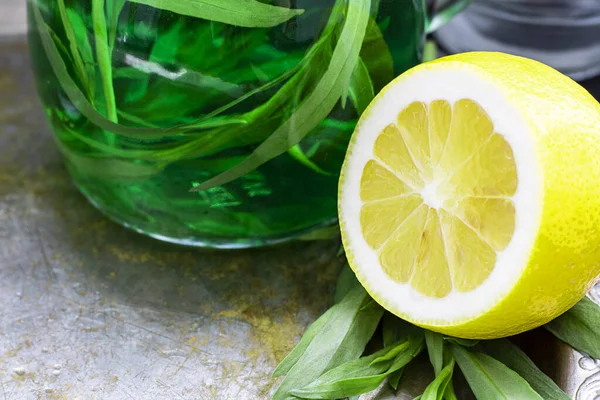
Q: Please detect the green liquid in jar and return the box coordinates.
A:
[28,0,424,247]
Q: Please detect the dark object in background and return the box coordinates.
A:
[580,76,600,100]
[434,0,600,85]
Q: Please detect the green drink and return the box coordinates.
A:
[27,0,468,248]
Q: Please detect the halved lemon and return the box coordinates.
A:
[339,52,600,339]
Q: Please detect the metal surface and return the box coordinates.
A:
[0,35,599,399]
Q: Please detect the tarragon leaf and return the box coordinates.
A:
[56,140,164,181]
[348,56,375,116]
[31,2,250,140]
[444,380,459,400]
[127,0,304,28]
[289,343,401,399]
[423,40,438,63]
[360,18,393,92]
[382,313,423,347]
[389,368,404,390]
[420,356,455,400]
[192,0,372,191]
[149,20,184,65]
[288,144,333,176]
[545,296,600,359]
[143,28,337,160]
[59,122,156,161]
[291,336,424,399]
[370,340,410,365]
[451,345,543,400]
[334,265,359,304]
[481,339,570,400]
[273,306,337,377]
[65,8,96,100]
[445,337,479,347]
[188,64,300,125]
[427,0,473,34]
[57,0,91,98]
[389,334,425,370]
[107,0,127,52]
[92,0,118,123]
[47,25,71,58]
[425,331,444,376]
[272,285,383,400]
[127,54,244,98]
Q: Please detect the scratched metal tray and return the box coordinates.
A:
[1,36,599,400]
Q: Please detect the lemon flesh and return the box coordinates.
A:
[361,99,517,299]
[339,52,600,339]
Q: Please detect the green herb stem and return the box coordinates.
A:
[56,0,90,98]
[107,0,127,53]
[92,0,118,129]
[425,331,444,376]
[126,0,304,28]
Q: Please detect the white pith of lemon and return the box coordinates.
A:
[339,52,600,339]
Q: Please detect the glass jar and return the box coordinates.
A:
[28,0,468,248]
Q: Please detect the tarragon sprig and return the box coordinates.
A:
[32,0,376,184]
[272,265,600,399]
[192,0,372,191]
[271,284,383,400]
[127,0,305,28]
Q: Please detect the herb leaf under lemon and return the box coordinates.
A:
[451,345,543,400]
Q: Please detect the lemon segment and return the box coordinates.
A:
[439,133,518,199]
[410,209,453,298]
[374,125,424,189]
[360,160,414,202]
[437,99,494,175]
[397,102,433,181]
[360,194,423,249]
[379,205,429,283]
[451,197,515,251]
[428,100,452,168]
[439,210,497,292]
